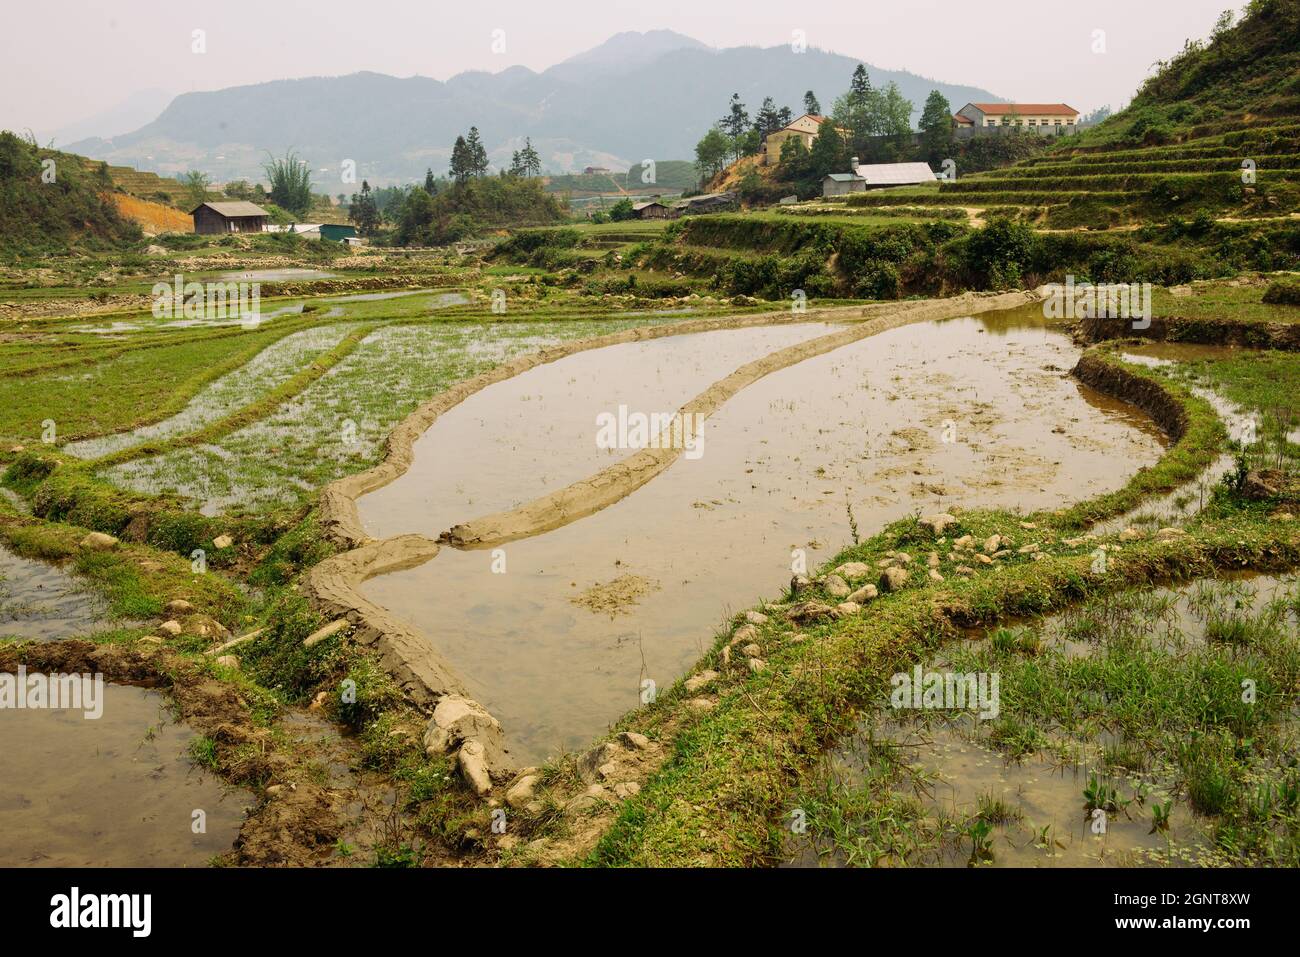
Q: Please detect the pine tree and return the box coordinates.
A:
[348,180,380,237]
[803,90,821,115]
[449,135,471,184]
[918,90,954,163]
[520,137,541,176]
[720,94,750,161]
[754,97,781,137]
[465,127,489,176]
[424,168,437,194]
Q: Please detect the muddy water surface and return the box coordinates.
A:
[0,545,107,640]
[362,312,1168,762]
[0,684,251,865]
[358,322,841,538]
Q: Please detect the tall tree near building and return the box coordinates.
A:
[754,97,782,137]
[262,149,313,216]
[720,93,750,161]
[919,90,955,163]
[348,180,380,236]
[694,126,731,183]
[803,90,821,115]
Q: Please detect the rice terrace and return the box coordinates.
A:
[2,0,1299,927]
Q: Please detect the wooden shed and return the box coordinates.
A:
[190,201,270,235]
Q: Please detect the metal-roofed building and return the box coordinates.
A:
[190,201,270,234]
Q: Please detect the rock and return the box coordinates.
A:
[927,552,941,568]
[215,654,240,670]
[1155,527,1187,541]
[618,731,651,751]
[832,601,861,619]
[424,695,504,756]
[457,740,493,796]
[79,532,118,551]
[1019,522,1038,530]
[613,782,642,800]
[789,575,814,596]
[891,552,914,565]
[834,562,871,582]
[1243,470,1283,500]
[748,658,766,673]
[741,642,762,657]
[1017,543,1040,554]
[744,610,769,625]
[955,565,975,576]
[684,670,717,692]
[823,574,851,599]
[186,615,231,641]
[212,534,234,550]
[982,534,1005,554]
[879,566,910,593]
[8,445,25,454]
[920,513,957,536]
[565,784,610,814]
[786,600,834,623]
[953,535,975,550]
[687,698,716,712]
[136,636,163,645]
[158,619,183,636]
[309,691,328,711]
[929,569,944,582]
[164,599,195,616]
[992,549,1012,560]
[577,742,623,784]
[1119,527,1143,541]
[1271,511,1295,521]
[975,553,993,565]
[847,584,878,604]
[303,618,349,648]
[731,623,760,645]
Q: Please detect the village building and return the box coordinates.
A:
[673,191,738,215]
[762,114,851,165]
[821,159,937,197]
[631,200,672,219]
[190,201,270,234]
[954,103,1080,133]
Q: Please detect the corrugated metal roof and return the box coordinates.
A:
[191,201,270,218]
[632,201,665,210]
[854,162,937,186]
[825,173,863,182]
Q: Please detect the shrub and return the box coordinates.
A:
[1262,278,1300,304]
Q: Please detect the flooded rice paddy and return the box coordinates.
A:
[0,683,251,866]
[361,311,1169,762]
[358,322,842,538]
[0,544,107,641]
[787,574,1299,867]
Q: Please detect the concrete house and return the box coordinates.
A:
[955,103,1080,133]
[190,201,269,234]
[763,114,850,165]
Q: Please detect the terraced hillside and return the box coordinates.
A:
[849,0,1300,229]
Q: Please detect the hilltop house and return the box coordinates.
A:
[763,114,851,166]
[954,103,1079,134]
[822,159,936,197]
[190,201,269,234]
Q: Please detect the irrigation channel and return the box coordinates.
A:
[352,303,1171,763]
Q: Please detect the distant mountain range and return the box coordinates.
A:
[65,30,1002,187]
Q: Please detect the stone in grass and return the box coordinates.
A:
[731,623,760,645]
[577,742,623,784]
[684,670,718,692]
[833,562,872,582]
[215,654,240,670]
[457,740,493,796]
[879,566,909,593]
[158,620,183,636]
[617,731,651,751]
[212,534,234,550]
[920,513,957,536]
[744,610,769,625]
[847,584,878,604]
[505,774,540,809]
[741,642,762,657]
[424,695,504,756]
[823,575,851,599]
[832,601,861,619]
[785,600,835,623]
[748,658,766,673]
[164,599,196,616]
[79,532,118,551]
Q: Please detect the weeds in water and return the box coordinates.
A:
[1150,800,1173,834]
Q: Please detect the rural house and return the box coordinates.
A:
[190,201,270,234]
[821,159,936,197]
[631,200,672,219]
[763,114,851,165]
[954,103,1080,133]
[673,191,737,215]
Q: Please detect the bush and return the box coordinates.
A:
[1262,278,1300,304]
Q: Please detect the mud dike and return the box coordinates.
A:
[308,291,1175,787]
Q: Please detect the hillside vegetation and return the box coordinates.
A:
[0,132,142,254]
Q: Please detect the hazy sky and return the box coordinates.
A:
[4,0,1237,140]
